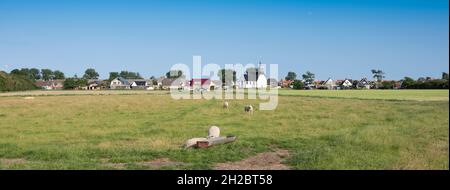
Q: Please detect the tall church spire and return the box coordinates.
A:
[258,61,264,75]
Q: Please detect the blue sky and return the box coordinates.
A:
[0,0,448,80]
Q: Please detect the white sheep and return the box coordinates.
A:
[223,101,229,109]
[244,105,254,113]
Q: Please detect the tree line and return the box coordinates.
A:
[2,67,448,91]
[400,73,449,89]
[10,68,65,81]
[284,70,449,89]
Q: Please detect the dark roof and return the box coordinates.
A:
[161,78,178,86]
[357,78,370,85]
[133,81,147,86]
[116,77,130,85]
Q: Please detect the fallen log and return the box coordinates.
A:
[196,136,236,148]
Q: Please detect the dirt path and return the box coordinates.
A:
[214,149,290,170]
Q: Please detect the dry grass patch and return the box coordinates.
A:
[214,149,290,170]
[1,158,27,168]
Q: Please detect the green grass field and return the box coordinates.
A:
[0,90,448,169]
[278,89,449,101]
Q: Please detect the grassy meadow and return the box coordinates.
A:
[0,89,448,169]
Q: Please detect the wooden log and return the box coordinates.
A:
[196,136,236,148]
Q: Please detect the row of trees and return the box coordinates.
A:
[109,71,143,81]
[10,68,65,81]
[400,73,449,89]
[8,68,102,81]
[285,69,449,90]
[284,71,315,89]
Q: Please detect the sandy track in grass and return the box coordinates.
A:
[214,149,290,170]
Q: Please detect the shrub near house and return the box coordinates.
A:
[63,78,87,90]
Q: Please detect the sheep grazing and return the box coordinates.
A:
[244,105,254,113]
[223,101,229,109]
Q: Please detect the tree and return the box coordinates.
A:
[63,77,87,90]
[302,71,315,85]
[380,81,395,89]
[1,71,38,92]
[401,77,415,89]
[218,69,236,86]
[41,69,54,81]
[10,69,23,75]
[109,72,119,81]
[371,69,385,82]
[352,80,359,89]
[83,68,99,79]
[417,77,426,82]
[292,80,304,90]
[166,70,183,79]
[119,71,143,79]
[148,76,157,85]
[442,72,449,80]
[285,71,297,81]
[29,68,41,80]
[10,68,42,81]
[53,70,65,79]
[400,76,448,89]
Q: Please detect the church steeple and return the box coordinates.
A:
[258,61,264,76]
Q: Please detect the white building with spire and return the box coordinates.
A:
[237,62,268,89]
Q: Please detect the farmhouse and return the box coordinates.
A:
[87,80,107,90]
[279,80,293,88]
[338,79,353,89]
[357,78,371,89]
[321,77,336,90]
[110,77,130,89]
[190,78,210,90]
[159,78,185,90]
[35,80,65,90]
[189,78,221,91]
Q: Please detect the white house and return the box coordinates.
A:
[339,79,353,89]
[237,63,267,89]
[357,78,371,89]
[110,77,130,89]
[322,77,336,89]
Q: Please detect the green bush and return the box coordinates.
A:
[292,80,304,90]
[401,77,448,89]
[0,71,38,92]
[63,78,87,90]
[379,81,395,89]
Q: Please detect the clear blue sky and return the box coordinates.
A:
[0,0,448,80]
